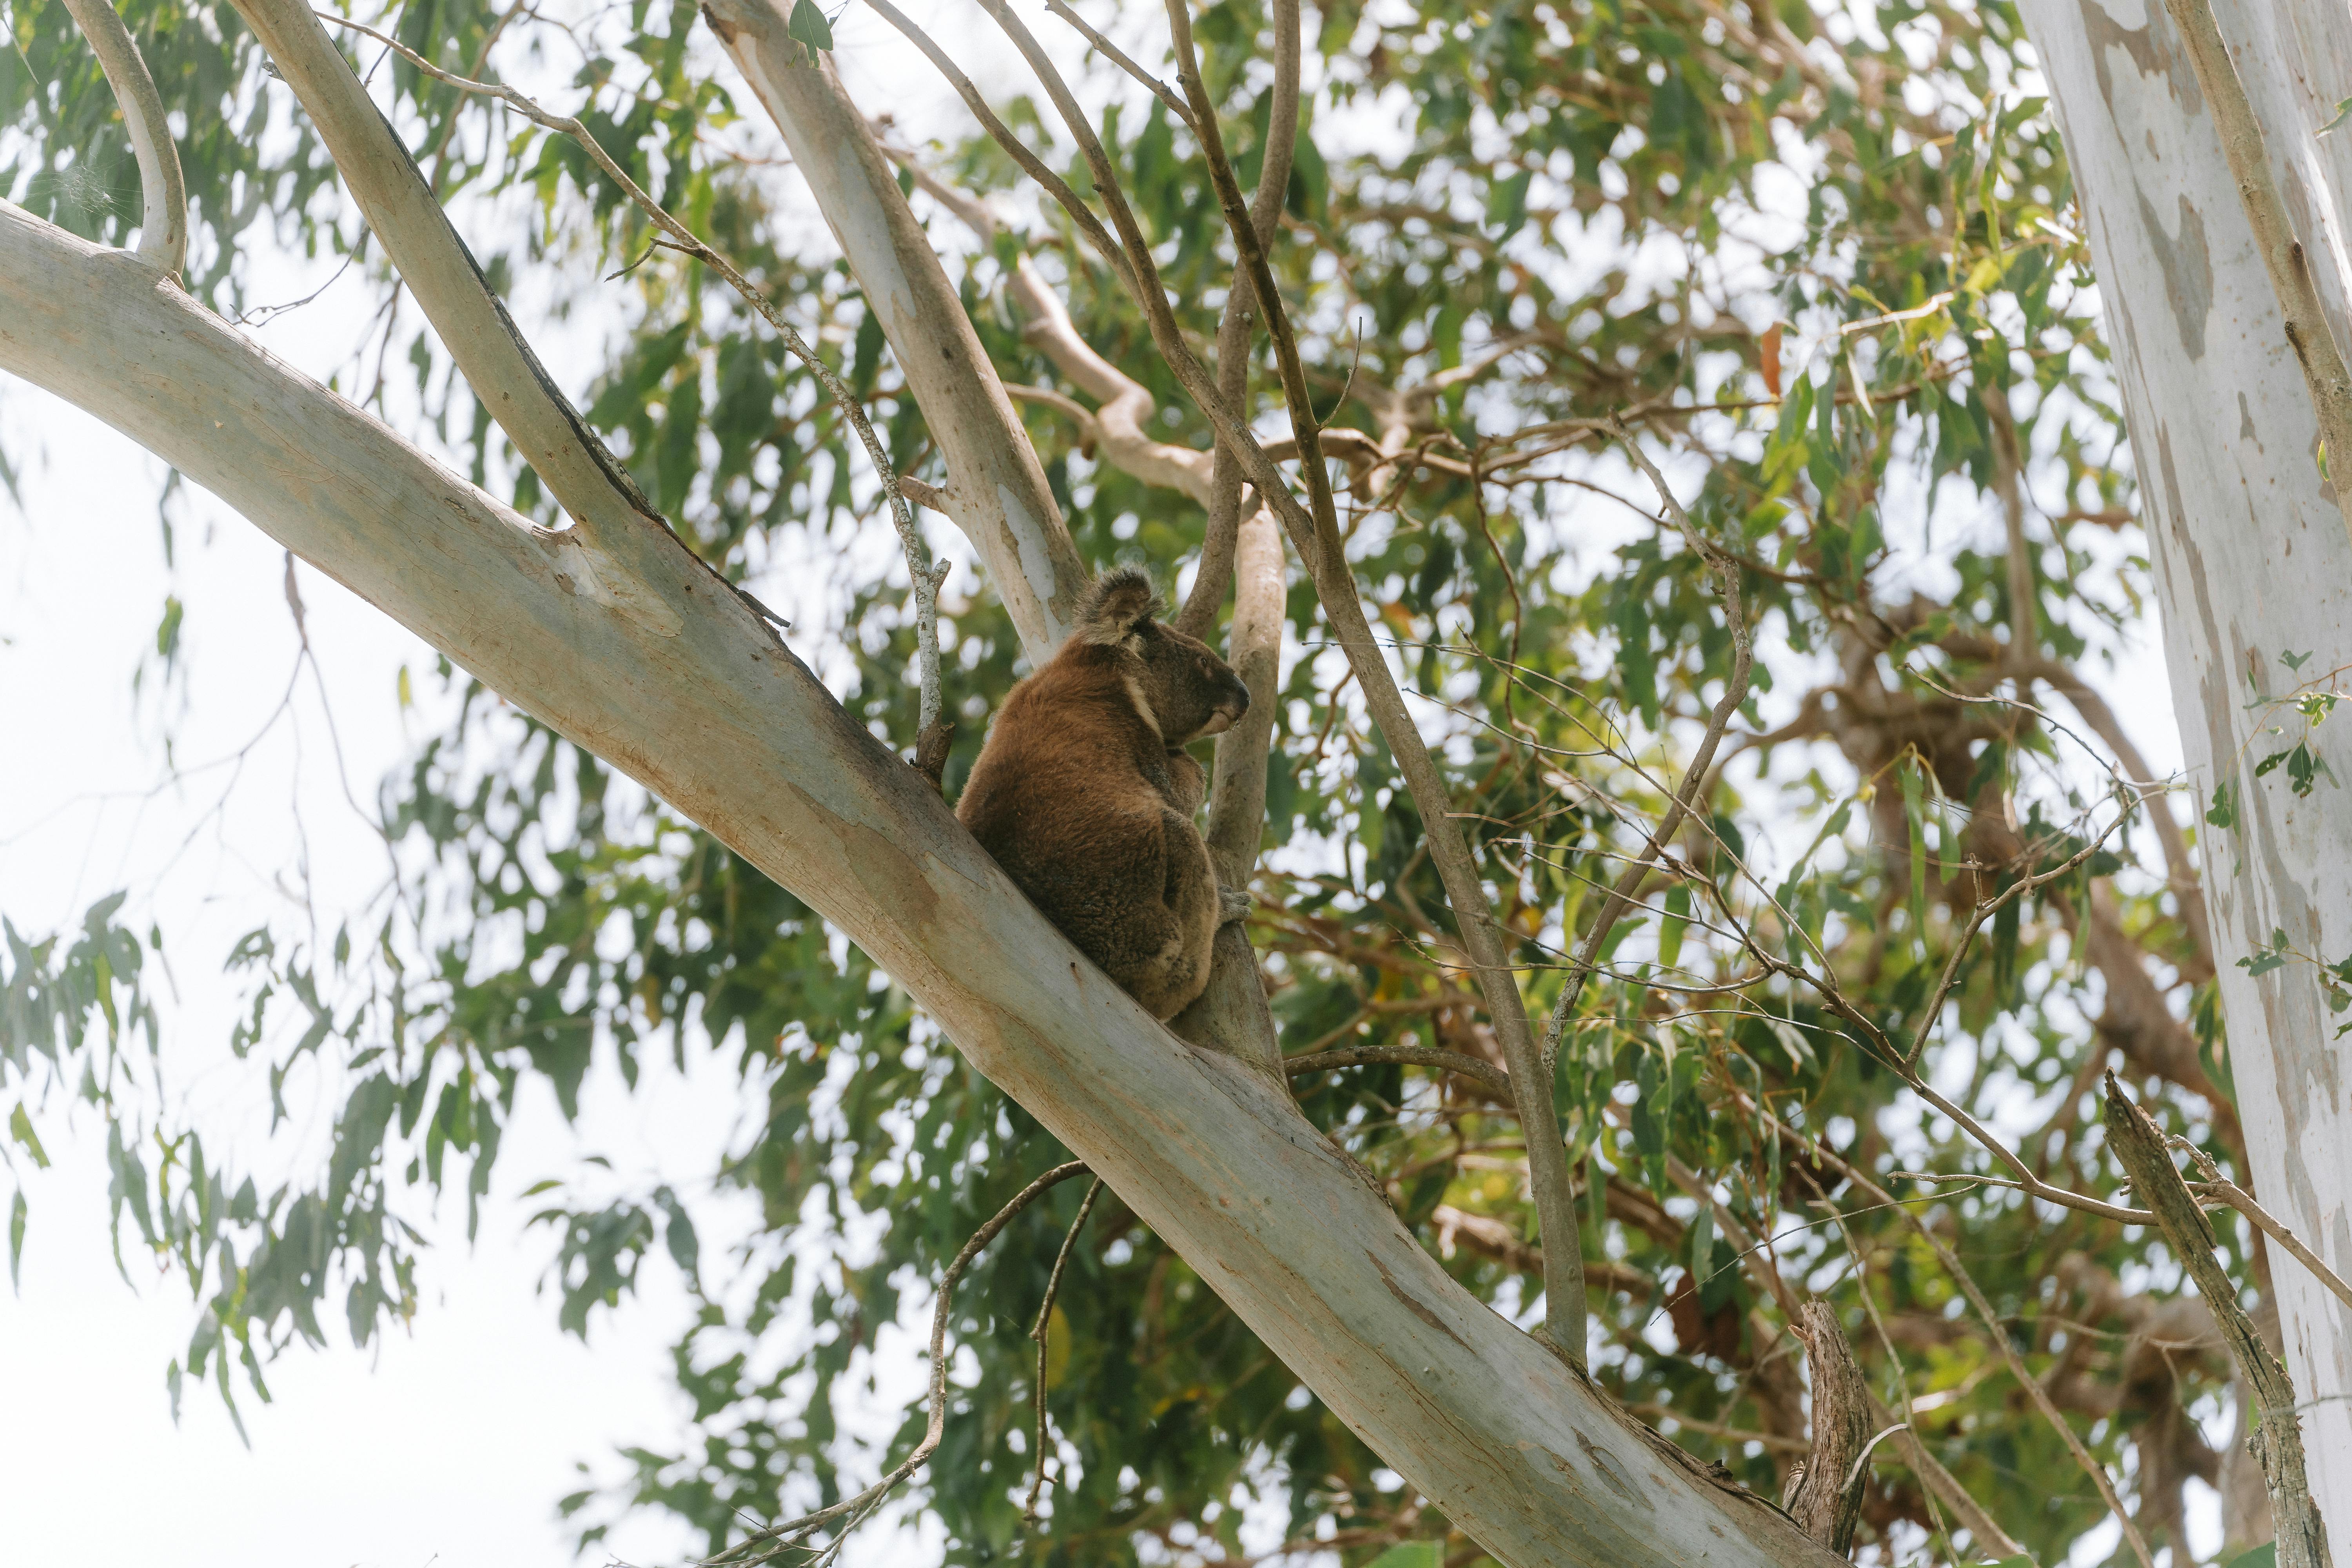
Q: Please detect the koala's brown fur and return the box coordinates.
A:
[956,566,1252,1019]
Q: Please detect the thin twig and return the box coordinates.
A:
[862,0,1139,299]
[701,1161,1093,1564]
[2168,1136,2352,1315]
[1900,792,2133,1069]
[1040,0,1193,129]
[1024,1176,1105,1521]
[1542,424,1753,1073]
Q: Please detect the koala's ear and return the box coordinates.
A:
[1077,566,1160,645]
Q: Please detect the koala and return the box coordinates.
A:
[956,566,1252,1020]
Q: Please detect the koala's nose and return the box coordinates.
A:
[1196,674,1250,737]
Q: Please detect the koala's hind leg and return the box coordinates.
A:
[1121,810,1221,1019]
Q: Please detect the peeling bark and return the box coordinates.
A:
[1788,1303,1873,1556]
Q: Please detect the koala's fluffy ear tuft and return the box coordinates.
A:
[1077,565,1160,645]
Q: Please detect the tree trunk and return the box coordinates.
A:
[2019,0,2352,1541]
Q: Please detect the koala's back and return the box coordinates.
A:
[958,658,1166,907]
[957,656,1209,1013]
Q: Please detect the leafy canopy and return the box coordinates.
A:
[1,0,2283,1563]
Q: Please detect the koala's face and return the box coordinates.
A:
[1077,567,1251,744]
[1129,617,1252,744]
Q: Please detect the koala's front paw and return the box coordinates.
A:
[1217,885,1253,925]
[1163,748,1209,815]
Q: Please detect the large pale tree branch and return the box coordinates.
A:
[229,0,656,543]
[697,5,1090,661]
[1006,254,1217,504]
[0,203,1842,1568]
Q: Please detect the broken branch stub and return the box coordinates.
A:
[1788,1301,1874,1555]
[2103,1076,2335,1568]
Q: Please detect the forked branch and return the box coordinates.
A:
[59,0,187,278]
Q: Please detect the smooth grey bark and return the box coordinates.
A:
[0,203,1847,1568]
[2019,0,2352,1541]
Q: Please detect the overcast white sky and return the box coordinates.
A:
[0,5,2197,1566]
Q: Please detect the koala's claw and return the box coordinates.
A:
[1218,886,1254,925]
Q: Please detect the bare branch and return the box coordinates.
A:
[702,9,1089,657]
[708,1162,1093,1563]
[1786,1302,1873,1555]
[1007,256,1215,503]
[860,0,1139,300]
[1024,1175,1105,1521]
[1167,488,1288,1079]
[2170,1138,2352,1317]
[1041,0,1194,129]
[59,0,186,278]
[1176,0,1297,640]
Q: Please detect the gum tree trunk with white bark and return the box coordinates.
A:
[2020,0,2352,1540]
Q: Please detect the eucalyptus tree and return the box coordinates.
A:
[3,0,2343,1564]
